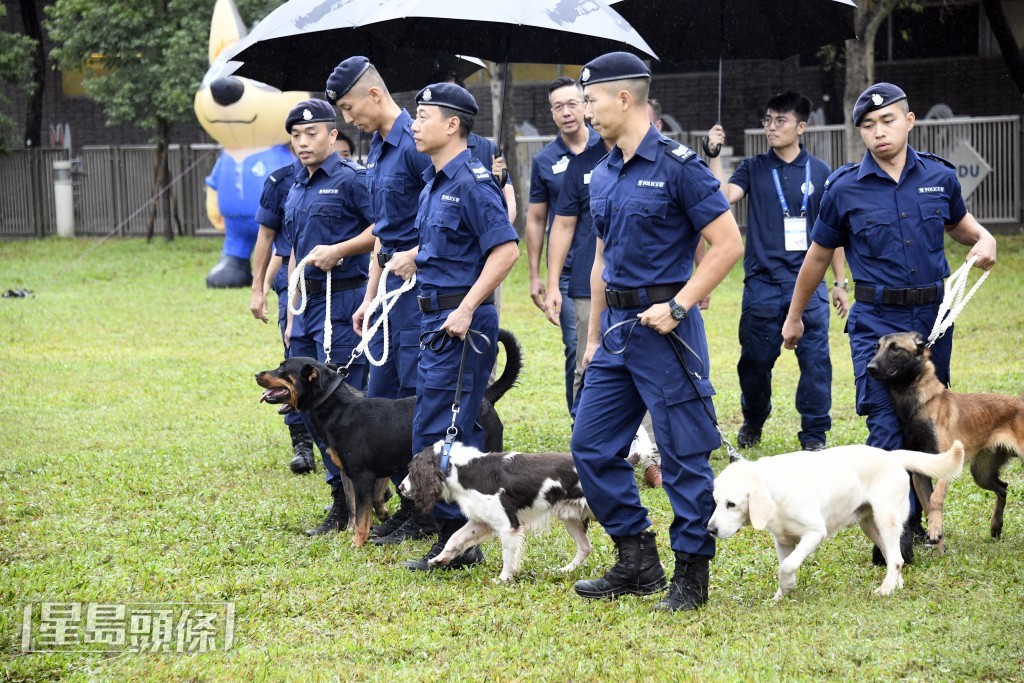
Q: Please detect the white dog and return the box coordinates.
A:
[400,441,595,583]
[707,441,964,599]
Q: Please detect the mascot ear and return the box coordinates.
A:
[208,0,247,65]
[748,480,777,531]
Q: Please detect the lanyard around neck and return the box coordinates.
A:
[770,162,811,218]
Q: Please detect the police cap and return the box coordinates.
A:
[285,99,337,134]
[325,56,371,103]
[579,52,650,87]
[853,82,908,126]
[414,83,478,115]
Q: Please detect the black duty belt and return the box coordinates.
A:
[605,282,686,309]
[854,283,939,306]
[303,276,367,296]
[418,291,494,313]
[280,256,290,266]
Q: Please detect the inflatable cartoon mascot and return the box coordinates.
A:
[195,0,307,288]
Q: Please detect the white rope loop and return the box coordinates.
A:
[357,262,417,367]
[926,255,990,347]
[288,255,338,364]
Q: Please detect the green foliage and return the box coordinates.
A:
[1,237,1023,681]
[0,4,37,150]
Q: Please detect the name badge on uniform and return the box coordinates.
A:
[583,172,592,185]
[784,217,808,252]
[552,156,569,175]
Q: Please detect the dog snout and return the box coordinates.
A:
[866,360,881,378]
[706,520,718,537]
[398,477,411,498]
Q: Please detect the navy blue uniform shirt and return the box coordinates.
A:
[553,142,608,299]
[468,134,511,188]
[590,125,730,290]
[256,160,303,259]
[284,153,373,281]
[811,146,967,288]
[413,149,519,294]
[365,109,431,251]
[730,146,831,282]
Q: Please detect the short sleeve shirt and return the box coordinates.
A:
[730,146,831,282]
[365,109,432,251]
[554,143,608,298]
[589,125,730,290]
[284,153,373,282]
[811,146,967,288]
[256,160,302,258]
[413,149,519,294]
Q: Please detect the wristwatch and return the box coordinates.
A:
[833,279,849,291]
[668,298,688,321]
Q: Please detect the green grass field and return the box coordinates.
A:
[1,235,1023,682]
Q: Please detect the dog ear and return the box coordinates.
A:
[913,333,926,356]
[301,364,318,383]
[747,479,777,531]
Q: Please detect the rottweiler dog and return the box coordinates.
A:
[867,331,1024,547]
[256,328,523,547]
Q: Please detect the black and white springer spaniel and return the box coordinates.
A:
[400,441,595,582]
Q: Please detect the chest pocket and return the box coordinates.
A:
[918,198,950,253]
[624,197,670,247]
[430,205,464,256]
[590,196,608,236]
[849,209,895,258]
[380,174,417,221]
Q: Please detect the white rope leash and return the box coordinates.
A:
[926,256,990,347]
[357,263,417,367]
[288,255,337,364]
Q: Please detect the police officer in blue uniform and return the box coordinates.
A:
[403,82,520,571]
[570,53,743,611]
[706,92,849,452]
[326,57,440,545]
[248,155,318,474]
[526,77,602,414]
[783,82,997,558]
[282,98,377,536]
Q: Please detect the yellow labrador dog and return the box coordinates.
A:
[708,442,964,599]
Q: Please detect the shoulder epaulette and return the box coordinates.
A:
[823,162,859,189]
[919,151,955,169]
[466,157,496,183]
[339,157,365,172]
[663,138,696,164]
[268,163,295,184]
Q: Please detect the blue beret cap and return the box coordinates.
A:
[414,82,478,115]
[285,99,336,133]
[325,56,371,103]
[579,51,650,86]
[853,82,907,126]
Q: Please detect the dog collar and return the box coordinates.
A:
[309,372,345,411]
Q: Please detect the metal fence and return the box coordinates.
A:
[0,117,1019,238]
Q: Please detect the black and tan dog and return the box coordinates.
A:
[867,331,1024,547]
[255,328,523,547]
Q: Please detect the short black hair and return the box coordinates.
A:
[439,106,474,139]
[428,68,466,88]
[335,131,355,151]
[765,91,812,123]
[548,76,577,95]
[648,98,662,121]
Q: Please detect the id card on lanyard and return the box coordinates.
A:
[772,163,811,252]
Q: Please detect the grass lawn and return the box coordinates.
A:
[1,235,1023,682]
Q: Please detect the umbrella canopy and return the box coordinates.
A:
[225,0,487,92]
[609,0,857,63]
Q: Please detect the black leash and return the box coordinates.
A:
[602,318,742,463]
[419,328,492,473]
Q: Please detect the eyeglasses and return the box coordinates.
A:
[551,100,581,113]
[761,115,792,128]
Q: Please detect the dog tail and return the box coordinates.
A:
[895,440,965,481]
[485,328,523,405]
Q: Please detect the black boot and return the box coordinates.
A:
[655,551,710,611]
[371,503,437,546]
[304,484,349,536]
[288,423,316,474]
[369,493,413,539]
[574,530,667,599]
[403,519,483,571]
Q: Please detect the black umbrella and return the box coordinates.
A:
[611,0,858,121]
[224,0,487,93]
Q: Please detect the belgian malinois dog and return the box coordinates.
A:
[867,331,1024,549]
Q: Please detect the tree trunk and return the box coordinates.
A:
[19,0,45,149]
[982,0,1024,94]
[146,118,174,242]
[490,62,522,231]
[843,0,901,162]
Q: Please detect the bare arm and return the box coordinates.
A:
[307,224,376,271]
[946,213,997,269]
[782,243,835,349]
[544,213,578,326]
[706,125,745,204]
[442,242,520,339]
[583,238,607,368]
[526,201,549,311]
[249,225,277,322]
[830,246,849,318]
